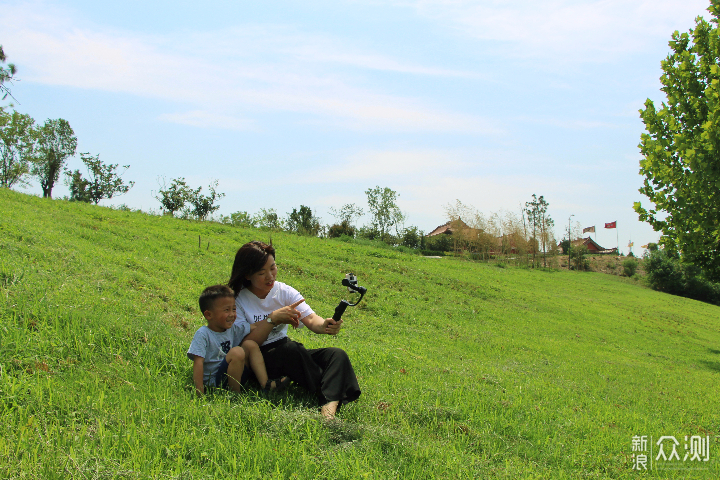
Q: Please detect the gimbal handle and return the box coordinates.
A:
[332,300,351,321]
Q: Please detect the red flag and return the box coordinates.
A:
[605,221,616,229]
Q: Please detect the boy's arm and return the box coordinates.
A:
[191,355,205,397]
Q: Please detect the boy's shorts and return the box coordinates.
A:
[214,359,252,389]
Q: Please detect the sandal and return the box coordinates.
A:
[264,376,291,393]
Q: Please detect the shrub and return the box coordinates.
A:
[400,226,422,249]
[570,245,590,271]
[254,208,282,230]
[644,249,720,305]
[286,205,322,236]
[155,177,191,216]
[425,234,452,253]
[622,258,638,277]
[66,153,134,204]
[328,220,355,238]
[222,211,255,228]
[187,181,224,221]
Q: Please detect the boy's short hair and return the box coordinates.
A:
[199,284,235,313]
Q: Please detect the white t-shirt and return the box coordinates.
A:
[187,323,250,386]
[234,281,314,346]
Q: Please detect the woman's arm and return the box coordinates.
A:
[301,313,343,335]
[243,317,276,346]
[242,299,305,345]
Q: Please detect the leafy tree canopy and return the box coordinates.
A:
[635,1,720,281]
[187,180,224,221]
[286,205,321,236]
[66,153,134,204]
[31,118,77,198]
[0,108,35,188]
[155,177,192,216]
[0,45,17,101]
[254,208,282,230]
[329,203,364,227]
[365,186,404,242]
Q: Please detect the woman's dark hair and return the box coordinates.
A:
[228,241,276,294]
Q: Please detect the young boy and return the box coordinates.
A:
[187,284,289,397]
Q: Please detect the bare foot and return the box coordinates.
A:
[321,400,339,419]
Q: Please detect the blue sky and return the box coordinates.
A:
[1,0,711,253]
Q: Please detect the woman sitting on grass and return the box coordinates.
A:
[228,241,361,419]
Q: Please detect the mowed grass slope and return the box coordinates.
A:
[1,188,719,479]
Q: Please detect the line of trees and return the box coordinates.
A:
[0,108,134,204]
[439,196,559,267]
[155,178,426,248]
[1,47,134,204]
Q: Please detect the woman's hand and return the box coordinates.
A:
[323,318,343,335]
[300,313,343,335]
[270,299,305,328]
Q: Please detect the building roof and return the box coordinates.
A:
[426,219,470,237]
[561,237,617,254]
[571,237,604,251]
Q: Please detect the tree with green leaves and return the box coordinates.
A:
[155,177,192,216]
[328,203,363,238]
[634,1,720,281]
[66,153,134,204]
[31,118,77,198]
[187,180,224,221]
[0,109,35,188]
[0,45,17,101]
[254,208,282,230]
[286,205,322,236]
[365,186,404,243]
[329,203,364,227]
[400,226,423,249]
[222,211,256,228]
[524,194,548,268]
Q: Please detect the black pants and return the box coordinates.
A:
[260,337,361,406]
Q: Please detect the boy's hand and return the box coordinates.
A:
[270,299,305,328]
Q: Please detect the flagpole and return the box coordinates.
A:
[616,222,619,255]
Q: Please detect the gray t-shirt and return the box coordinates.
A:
[187,323,250,386]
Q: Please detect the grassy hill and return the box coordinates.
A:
[1,188,718,479]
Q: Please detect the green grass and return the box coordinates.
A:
[1,188,719,479]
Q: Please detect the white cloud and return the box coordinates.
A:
[382,0,709,62]
[157,111,257,132]
[303,149,469,184]
[514,114,621,130]
[0,2,495,133]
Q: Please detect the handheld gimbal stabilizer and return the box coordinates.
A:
[332,273,367,321]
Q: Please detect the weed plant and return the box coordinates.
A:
[1,189,719,478]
